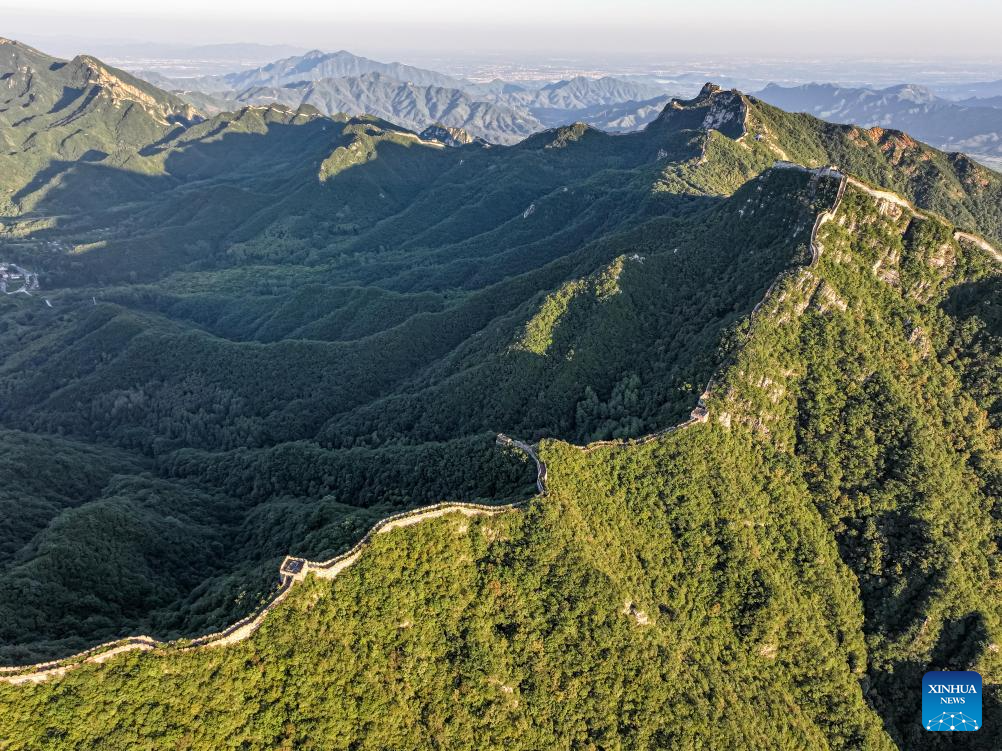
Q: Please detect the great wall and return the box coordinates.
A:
[3,163,999,686]
[578,165,849,455]
[0,436,546,685]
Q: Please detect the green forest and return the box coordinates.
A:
[1,39,1001,749]
[3,182,1000,749]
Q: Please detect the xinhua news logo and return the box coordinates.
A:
[923,671,982,732]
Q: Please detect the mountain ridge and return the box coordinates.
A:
[756,81,1002,170]
[191,48,471,92]
[225,72,543,145]
[130,48,678,144]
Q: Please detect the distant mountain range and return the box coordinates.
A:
[222,73,543,145]
[488,76,667,109]
[135,50,677,144]
[960,94,1002,109]
[756,82,1002,169]
[15,38,1002,167]
[485,76,671,129]
[931,79,1002,101]
[154,49,470,93]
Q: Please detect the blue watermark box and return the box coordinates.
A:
[922,671,982,732]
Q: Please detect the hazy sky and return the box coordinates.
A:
[3,0,1001,60]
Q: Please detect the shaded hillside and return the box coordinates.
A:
[0,38,200,213]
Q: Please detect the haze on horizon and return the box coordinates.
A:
[3,0,1002,62]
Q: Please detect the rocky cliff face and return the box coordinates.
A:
[419,124,486,147]
[65,55,200,125]
[0,39,199,126]
[0,39,208,212]
[647,82,748,140]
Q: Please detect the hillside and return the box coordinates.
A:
[2,168,1000,750]
[0,38,201,213]
[419,124,484,147]
[757,82,1002,171]
[0,40,1000,748]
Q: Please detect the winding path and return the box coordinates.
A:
[496,434,547,493]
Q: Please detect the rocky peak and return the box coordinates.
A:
[419,124,479,147]
[888,83,937,104]
[530,122,595,150]
[0,37,36,50]
[697,82,723,99]
[0,37,54,73]
[647,82,747,140]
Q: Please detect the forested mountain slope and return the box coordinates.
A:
[2,171,1000,751]
[1,40,1001,749]
[756,82,1002,171]
[0,38,200,213]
